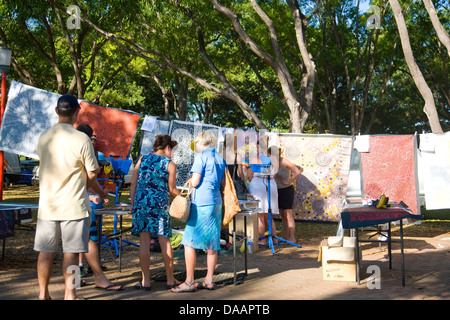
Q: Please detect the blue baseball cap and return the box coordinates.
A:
[57,94,80,110]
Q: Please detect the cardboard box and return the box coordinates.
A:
[319,237,357,282]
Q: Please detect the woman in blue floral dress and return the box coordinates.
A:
[130,135,180,291]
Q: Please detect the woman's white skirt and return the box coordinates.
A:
[248,175,279,214]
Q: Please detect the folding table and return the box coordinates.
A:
[0,202,36,261]
[339,204,423,286]
[95,207,132,272]
[231,203,261,285]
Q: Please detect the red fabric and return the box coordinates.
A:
[360,135,419,215]
[346,206,411,222]
[341,205,422,229]
[76,101,141,159]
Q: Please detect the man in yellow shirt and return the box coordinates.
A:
[34,94,108,300]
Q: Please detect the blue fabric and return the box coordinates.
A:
[181,204,222,250]
[132,153,172,238]
[0,210,15,238]
[190,148,226,206]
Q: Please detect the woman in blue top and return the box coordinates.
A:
[130,135,181,291]
[172,130,226,292]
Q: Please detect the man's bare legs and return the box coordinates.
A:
[38,251,81,300]
[83,240,121,290]
[62,252,79,300]
[37,252,55,300]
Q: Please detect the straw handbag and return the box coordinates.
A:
[169,179,193,223]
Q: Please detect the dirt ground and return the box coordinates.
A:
[1,185,450,306]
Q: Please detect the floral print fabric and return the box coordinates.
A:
[132,153,172,238]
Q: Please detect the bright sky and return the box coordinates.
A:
[359,0,371,14]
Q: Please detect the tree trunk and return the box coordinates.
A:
[390,0,443,133]
[422,0,450,57]
[211,0,314,132]
[287,0,316,133]
[152,74,170,120]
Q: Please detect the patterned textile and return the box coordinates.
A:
[138,119,171,157]
[0,81,60,159]
[131,153,172,238]
[360,135,420,215]
[169,120,219,187]
[0,82,141,160]
[75,101,141,159]
[235,129,258,164]
[278,134,353,222]
[341,205,423,229]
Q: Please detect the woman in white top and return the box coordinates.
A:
[246,136,279,245]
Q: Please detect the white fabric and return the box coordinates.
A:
[0,81,60,159]
[138,118,171,157]
[419,133,450,210]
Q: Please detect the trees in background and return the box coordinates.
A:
[0,0,448,134]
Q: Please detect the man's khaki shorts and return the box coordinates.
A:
[34,217,90,253]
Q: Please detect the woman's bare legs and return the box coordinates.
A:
[280,209,296,243]
[138,232,151,288]
[158,235,180,287]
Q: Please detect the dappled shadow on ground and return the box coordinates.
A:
[1,209,449,300]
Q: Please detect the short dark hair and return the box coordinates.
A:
[57,107,79,118]
[153,134,177,152]
[76,123,93,137]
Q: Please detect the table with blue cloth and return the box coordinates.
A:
[339,203,423,286]
[0,203,35,261]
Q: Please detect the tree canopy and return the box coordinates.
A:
[0,0,448,134]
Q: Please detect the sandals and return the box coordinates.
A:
[134,281,151,291]
[197,281,215,290]
[166,279,182,289]
[171,282,197,293]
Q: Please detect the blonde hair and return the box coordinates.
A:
[195,130,217,147]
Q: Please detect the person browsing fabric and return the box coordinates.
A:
[245,135,279,245]
[268,145,302,243]
[34,94,108,300]
[130,134,181,291]
[172,130,227,292]
[75,123,122,292]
